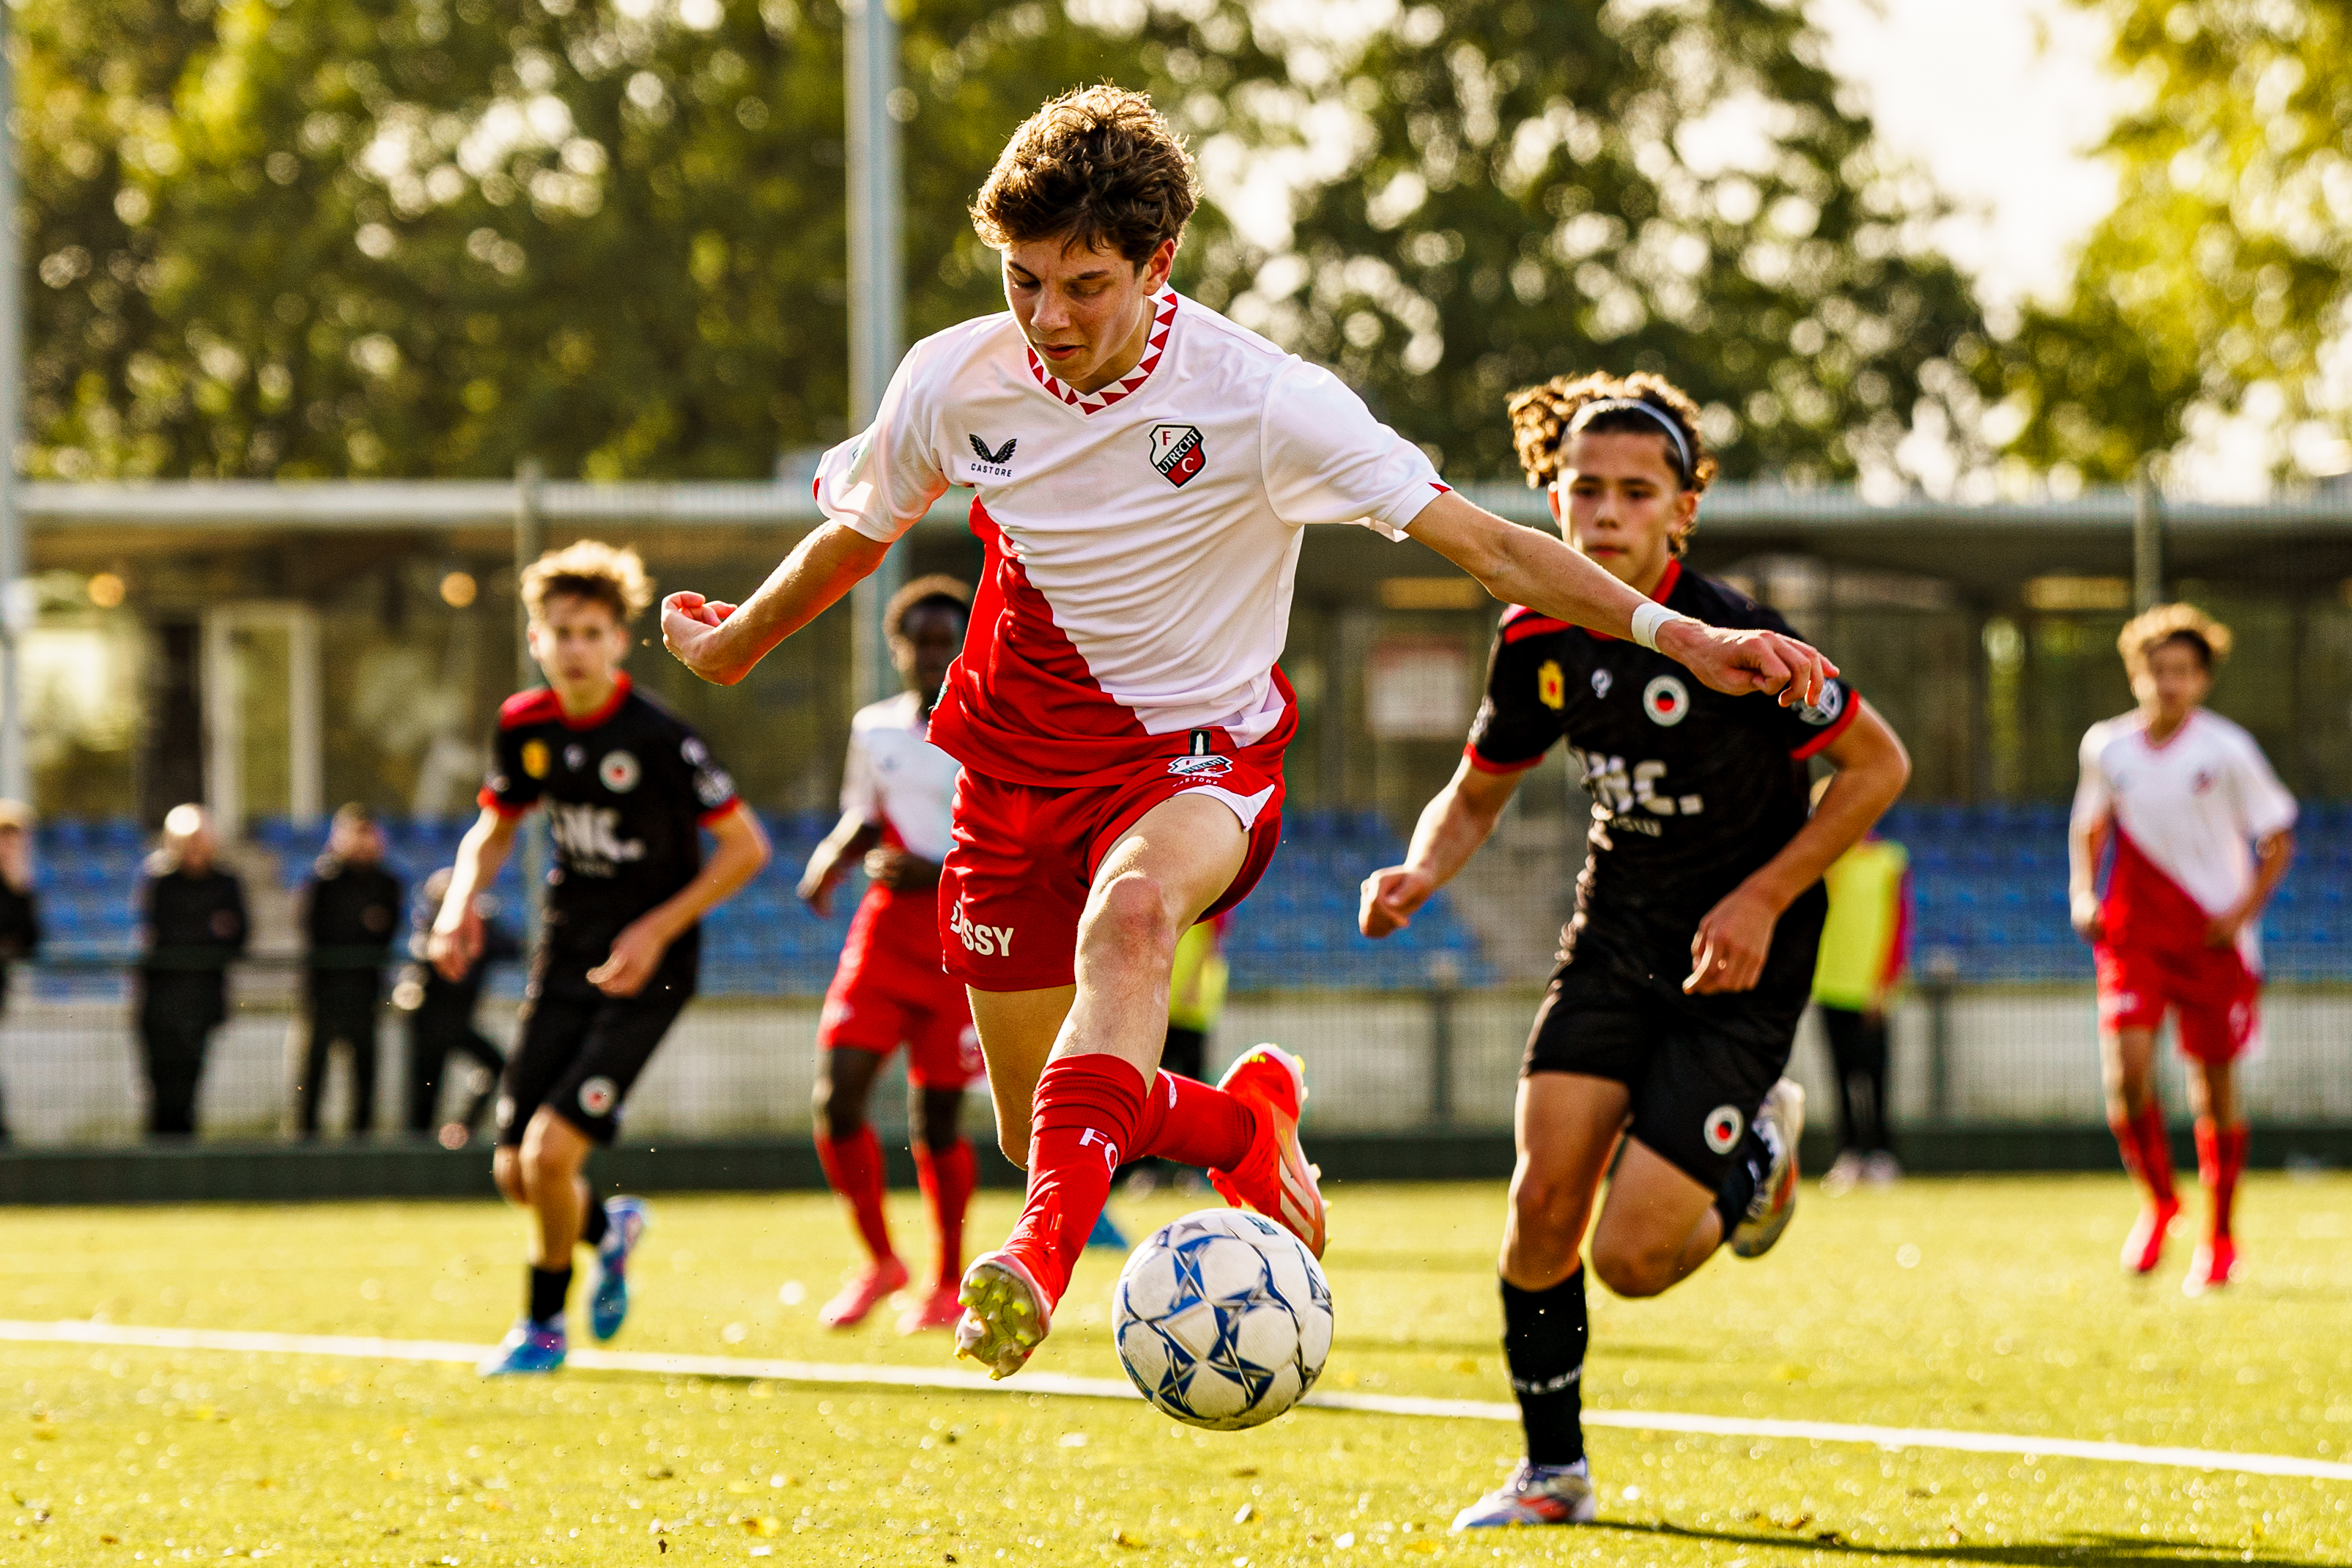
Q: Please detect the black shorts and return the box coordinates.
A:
[496,958,695,1147]
[1522,951,1808,1189]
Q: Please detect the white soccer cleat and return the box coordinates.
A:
[1449,1460,1598,1531]
[1729,1079,1805,1259]
[954,1251,1051,1380]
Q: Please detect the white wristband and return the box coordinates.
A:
[1630,600,1685,652]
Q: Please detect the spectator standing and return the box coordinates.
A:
[137,805,247,1139]
[1811,807,1912,1194]
[398,867,514,1144]
[293,805,403,1138]
[0,802,41,1142]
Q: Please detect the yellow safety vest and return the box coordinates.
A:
[1812,838,1908,1011]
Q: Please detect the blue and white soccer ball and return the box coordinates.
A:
[1112,1208,1334,1431]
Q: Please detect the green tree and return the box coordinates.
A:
[1183,0,1986,482]
[1972,1,2352,482]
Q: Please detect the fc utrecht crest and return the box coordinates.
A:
[1150,423,1206,487]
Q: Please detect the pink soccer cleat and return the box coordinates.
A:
[816,1255,909,1328]
[1206,1045,1327,1259]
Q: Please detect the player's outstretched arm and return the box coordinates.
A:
[2067,813,2109,942]
[1404,492,1833,708]
[797,811,882,917]
[1686,698,1909,995]
[1361,757,1523,939]
[662,522,891,687]
[588,802,772,997]
[429,805,519,982]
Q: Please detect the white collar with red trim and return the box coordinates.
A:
[1025,289,1178,415]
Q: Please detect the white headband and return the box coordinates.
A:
[1565,397,1693,486]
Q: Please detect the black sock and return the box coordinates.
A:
[1713,1125,1770,1235]
[528,1265,573,1325]
[1501,1271,1586,1467]
[580,1197,611,1249]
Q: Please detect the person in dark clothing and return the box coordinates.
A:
[138,805,247,1139]
[399,866,515,1143]
[0,802,42,1142]
[293,804,403,1138]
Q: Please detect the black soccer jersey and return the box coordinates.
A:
[480,673,739,974]
[1465,560,1859,985]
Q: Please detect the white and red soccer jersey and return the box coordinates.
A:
[812,288,1446,787]
[2072,709,2297,970]
[840,691,961,865]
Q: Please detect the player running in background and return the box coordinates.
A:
[660,89,1833,1383]
[799,576,984,1335]
[2069,604,2293,1295]
[432,542,771,1375]
[1360,373,1909,1530]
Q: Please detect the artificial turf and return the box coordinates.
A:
[2,1174,2349,1564]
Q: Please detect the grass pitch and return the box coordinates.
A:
[3,1174,2350,1566]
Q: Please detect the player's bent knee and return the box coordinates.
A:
[491,1147,525,1207]
[1589,1231,1679,1298]
[1080,873,1181,964]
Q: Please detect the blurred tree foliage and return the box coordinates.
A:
[1974,1,2352,483]
[1194,0,1987,483]
[22,0,1979,483]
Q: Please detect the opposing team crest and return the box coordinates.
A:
[1793,678,1846,728]
[521,740,551,779]
[1643,674,1691,727]
[1538,659,1565,710]
[1703,1104,1744,1154]
[1150,424,1206,487]
[577,1076,618,1117]
[599,750,641,794]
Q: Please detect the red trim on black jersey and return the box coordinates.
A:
[1582,558,1682,643]
[1789,690,1861,761]
[1464,740,1545,775]
[477,785,531,818]
[1501,610,1571,644]
[497,673,635,732]
[695,799,743,828]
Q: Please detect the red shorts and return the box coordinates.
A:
[818,890,981,1087]
[939,753,1284,991]
[2094,941,2263,1065]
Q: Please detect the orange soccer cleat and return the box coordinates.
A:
[1206,1045,1327,1259]
[816,1255,909,1328]
[896,1283,965,1334]
[2182,1235,2237,1297]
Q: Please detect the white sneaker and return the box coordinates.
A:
[1729,1079,1805,1259]
[1449,1460,1597,1530]
[1820,1150,1865,1196]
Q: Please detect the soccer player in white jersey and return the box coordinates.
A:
[660,86,1833,1381]
[800,577,983,1334]
[2070,604,2295,1294]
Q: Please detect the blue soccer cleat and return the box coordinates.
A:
[588,1195,650,1342]
[478,1317,566,1377]
[1086,1208,1129,1250]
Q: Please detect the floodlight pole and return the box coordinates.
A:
[844,0,907,709]
[2131,459,2164,611]
[0,23,25,807]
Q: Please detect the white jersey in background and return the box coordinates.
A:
[840,692,961,862]
[2071,709,2297,966]
[812,288,1447,787]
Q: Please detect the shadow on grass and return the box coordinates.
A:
[1591,1517,2329,1566]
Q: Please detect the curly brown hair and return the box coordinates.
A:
[885,574,972,650]
[521,540,654,625]
[969,86,1198,265]
[1507,371,1717,553]
[2118,602,2232,678]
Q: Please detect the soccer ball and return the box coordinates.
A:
[1112,1208,1333,1431]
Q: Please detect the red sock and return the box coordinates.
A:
[2197,1120,2247,1240]
[913,1139,976,1290]
[1000,1056,1146,1308]
[2131,1101,2177,1206]
[816,1128,895,1265]
[1133,1071,1257,1172]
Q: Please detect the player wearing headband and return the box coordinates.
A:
[660,89,1835,1384]
[1362,371,1910,1531]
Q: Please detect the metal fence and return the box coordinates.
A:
[3,962,2345,1150]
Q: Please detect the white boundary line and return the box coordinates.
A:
[7,1318,2349,1484]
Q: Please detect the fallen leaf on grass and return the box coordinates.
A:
[1109,1528,1147,1548]
[739,1515,780,1536]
